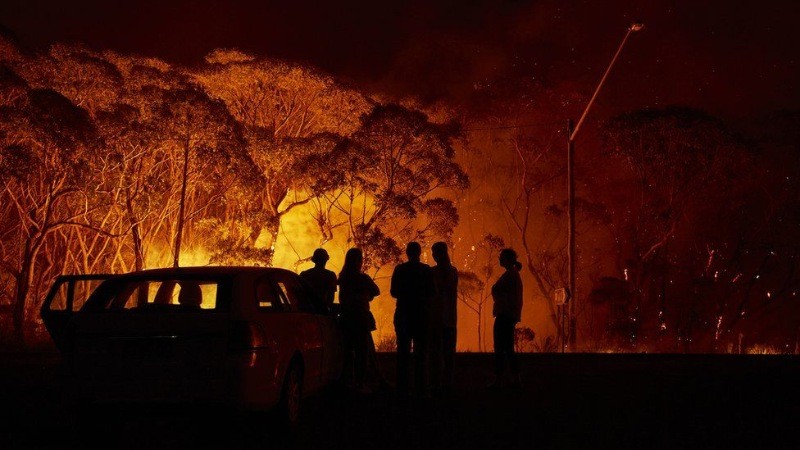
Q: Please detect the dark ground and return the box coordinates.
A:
[1,352,798,450]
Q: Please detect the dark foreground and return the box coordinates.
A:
[1,352,798,450]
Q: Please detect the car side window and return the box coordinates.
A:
[255,277,281,311]
[272,273,314,313]
[100,280,218,310]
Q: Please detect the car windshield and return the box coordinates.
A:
[85,278,221,311]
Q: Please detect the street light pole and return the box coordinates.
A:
[570,22,644,142]
[566,118,575,350]
[567,22,643,348]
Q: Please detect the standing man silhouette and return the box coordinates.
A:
[430,242,458,394]
[391,242,435,397]
[300,248,337,308]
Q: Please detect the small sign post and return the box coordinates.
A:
[555,288,571,353]
[555,288,570,306]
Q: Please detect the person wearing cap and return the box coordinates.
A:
[300,248,338,308]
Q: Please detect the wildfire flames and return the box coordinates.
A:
[1,35,799,354]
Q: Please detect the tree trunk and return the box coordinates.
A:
[12,244,36,346]
[173,140,190,268]
[478,304,484,352]
[263,213,281,266]
[125,189,144,271]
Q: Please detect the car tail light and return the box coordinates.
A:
[228,320,266,351]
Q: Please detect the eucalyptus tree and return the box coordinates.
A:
[0,79,97,343]
[194,50,371,262]
[320,104,469,270]
[602,106,750,347]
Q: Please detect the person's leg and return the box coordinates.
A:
[395,324,411,395]
[498,318,521,387]
[365,332,386,388]
[500,317,517,356]
[507,322,520,375]
[412,319,428,396]
[493,318,506,377]
[442,326,457,389]
[343,326,356,387]
[354,330,368,388]
[428,322,443,392]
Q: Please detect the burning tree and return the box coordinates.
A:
[600,106,752,350]
[194,51,371,263]
[457,234,505,351]
[0,77,97,343]
[317,104,469,270]
[465,79,605,342]
[149,86,257,267]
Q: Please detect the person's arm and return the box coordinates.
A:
[337,275,347,307]
[327,272,337,305]
[365,274,380,299]
[390,266,401,299]
[326,290,335,306]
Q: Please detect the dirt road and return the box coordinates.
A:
[1,353,797,449]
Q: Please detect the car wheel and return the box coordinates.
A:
[279,361,302,427]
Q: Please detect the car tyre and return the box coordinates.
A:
[278,361,302,428]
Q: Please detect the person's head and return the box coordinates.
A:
[499,248,522,271]
[341,248,364,275]
[310,248,330,267]
[406,242,422,261]
[431,241,451,266]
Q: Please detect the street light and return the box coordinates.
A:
[564,21,643,350]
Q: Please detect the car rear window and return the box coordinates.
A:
[90,279,220,311]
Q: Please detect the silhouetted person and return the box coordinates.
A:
[178,281,202,308]
[429,241,458,393]
[300,248,337,309]
[391,242,435,397]
[338,248,380,392]
[489,248,523,388]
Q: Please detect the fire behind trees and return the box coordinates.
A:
[0,41,467,345]
[1,36,798,353]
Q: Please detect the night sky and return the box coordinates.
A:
[1,0,798,120]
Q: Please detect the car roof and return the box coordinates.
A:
[104,266,295,281]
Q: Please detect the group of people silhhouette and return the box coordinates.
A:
[301,247,383,392]
[300,242,524,396]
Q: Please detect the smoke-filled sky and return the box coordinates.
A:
[1,0,797,119]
